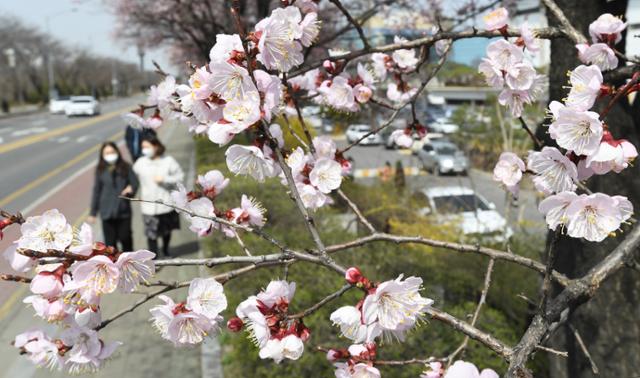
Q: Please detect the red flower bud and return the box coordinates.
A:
[227,317,244,332]
[0,218,12,240]
[297,322,311,342]
[326,349,342,362]
[344,267,363,284]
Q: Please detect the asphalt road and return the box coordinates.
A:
[0,96,144,214]
[0,95,144,307]
[338,139,545,229]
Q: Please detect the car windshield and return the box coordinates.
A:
[435,146,457,155]
[355,126,371,132]
[433,194,489,214]
[57,96,70,101]
[73,99,92,103]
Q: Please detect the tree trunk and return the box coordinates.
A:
[542,1,640,377]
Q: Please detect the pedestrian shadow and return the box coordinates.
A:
[169,240,199,257]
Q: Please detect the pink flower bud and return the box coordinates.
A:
[345,267,363,284]
[227,317,244,332]
[326,349,341,362]
[323,60,336,72]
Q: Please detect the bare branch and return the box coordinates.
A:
[323,233,571,286]
[328,0,370,49]
[507,224,640,376]
[336,189,376,233]
[539,0,588,44]
[568,323,599,374]
[427,307,513,360]
[447,258,495,366]
[288,284,353,319]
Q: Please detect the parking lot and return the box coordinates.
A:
[336,137,545,230]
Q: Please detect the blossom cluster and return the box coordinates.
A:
[150,278,227,346]
[421,360,499,378]
[288,35,421,112]
[169,168,266,237]
[327,267,433,376]
[124,4,321,138]
[227,280,309,363]
[576,13,626,71]
[478,9,543,117]
[4,210,155,373]
[285,136,351,209]
[491,14,636,242]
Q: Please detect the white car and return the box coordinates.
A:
[65,96,100,116]
[416,186,512,241]
[49,96,72,114]
[302,106,323,128]
[345,124,382,145]
[429,121,459,134]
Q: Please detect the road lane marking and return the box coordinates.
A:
[0,107,130,154]
[0,130,124,208]
[55,136,70,143]
[10,127,48,137]
[76,136,89,143]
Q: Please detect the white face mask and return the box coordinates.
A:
[141,147,155,157]
[103,153,118,164]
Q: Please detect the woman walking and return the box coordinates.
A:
[88,142,138,251]
[133,135,184,257]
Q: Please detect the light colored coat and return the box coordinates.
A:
[133,155,184,215]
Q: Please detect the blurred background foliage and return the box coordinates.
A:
[193,133,547,377]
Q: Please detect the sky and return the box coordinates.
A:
[0,0,174,71]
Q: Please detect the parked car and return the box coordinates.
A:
[410,132,446,154]
[415,186,512,241]
[65,96,100,116]
[49,96,72,114]
[345,124,382,145]
[302,106,322,128]
[417,140,468,175]
[429,120,459,134]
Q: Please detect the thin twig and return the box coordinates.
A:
[323,233,571,286]
[568,323,599,374]
[235,233,252,256]
[446,258,495,366]
[336,189,376,233]
[518,117,542,149]
[328,0,370,49]
[0,274,32,284]
[288,284,353,319]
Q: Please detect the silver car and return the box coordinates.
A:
[345,124,382,145]
[417,141,468,175]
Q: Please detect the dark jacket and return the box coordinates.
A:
[125,126,157,161]
[90,165,139,219]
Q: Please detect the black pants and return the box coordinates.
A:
[102,218,133,251]
[147,234,172,258]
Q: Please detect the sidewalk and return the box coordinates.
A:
[0,124,219,378]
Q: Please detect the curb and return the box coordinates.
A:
[190,140,225,378]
